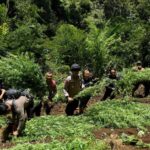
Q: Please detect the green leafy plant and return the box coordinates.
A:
[8,139,109,150]
[85,99,150,129]
[0,54,46,96]
[9,115,109,150]
[0,116,6,128]
[74,79,106,100]
[121,133,150,148]
[117,68,150,96]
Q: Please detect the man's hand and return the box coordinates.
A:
[68,97,73,102]
[13,130,19,136]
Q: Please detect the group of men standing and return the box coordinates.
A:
[0,61,149,142]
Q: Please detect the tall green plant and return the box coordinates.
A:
[85,23,117,75]
[60,0,91,27]
[0,4,7,23]
[50,24,86,66]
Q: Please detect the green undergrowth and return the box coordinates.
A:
[0,116,6,128]
[9,115,110,150]
[13,115,94,143]
[117,68,150,96]
[121,133,150,149]
[74,79,106,100]
[85,99,150,129]
[53,82,65,103]
[8,139,109,150]
[1,98,150,150]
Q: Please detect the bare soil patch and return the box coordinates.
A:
[133,97,150,104]
[93,127,150,150]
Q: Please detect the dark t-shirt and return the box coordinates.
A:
[82,77,93,87]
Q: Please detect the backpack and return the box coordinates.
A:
[21,89,34,101]
[4,89,21,100]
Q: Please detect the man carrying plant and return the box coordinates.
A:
[132,61,145,72]
[101,68,120,100]
[63,64,83,116]
[78,69,99,114]
[132,61,148,97]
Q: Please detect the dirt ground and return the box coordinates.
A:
[49,95,102,115]
[49,95,150,115]
[0,127,15,149]
[133,97,150,104]
[93,127,150,150]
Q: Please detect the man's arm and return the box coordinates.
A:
[63,79,73,102]
[53,80,57,96]
[63,79,69,98]
[0,89,6,101]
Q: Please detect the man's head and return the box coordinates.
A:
[136,61,142,66]
[46,71,53,81]
[83,69,92,80]
[70,64,81,77]
[71,64,81,71]
[110,68,117,77]
[136,61,143,70]
[0,103,8,115]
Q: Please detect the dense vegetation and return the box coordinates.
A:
[4,98,150,149]
[0,0,150,89]
[117,68,150,95]
[0,0,150,149]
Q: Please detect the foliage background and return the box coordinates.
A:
[0,1,150,149]
[0,0,149,94]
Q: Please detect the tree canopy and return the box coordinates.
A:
[0,0,149,96]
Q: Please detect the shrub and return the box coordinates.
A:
[0,54,46,96]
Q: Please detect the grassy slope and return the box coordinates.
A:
[3,98,150,150]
